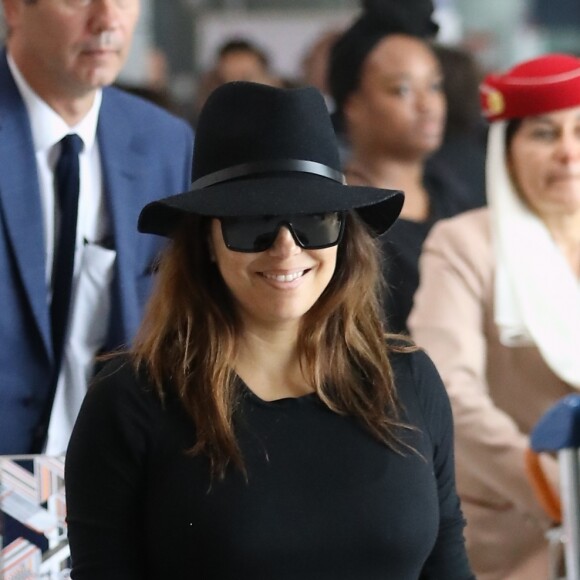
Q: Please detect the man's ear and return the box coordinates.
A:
[3,0,23,31]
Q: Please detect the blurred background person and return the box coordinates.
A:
[214,37,279,85]
[329,0,478,333]
[193,36,282,123]
[115,47,180,116]
[409,53,580,579]
[0,0,194,455]
[429,43,488,207]
[299,27,343,112]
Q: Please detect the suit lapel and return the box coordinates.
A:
[0,52,52,359]
[98,90,143,344]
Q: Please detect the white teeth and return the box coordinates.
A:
[262,270,305,282]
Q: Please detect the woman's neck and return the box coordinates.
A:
[235,326,313,401]
[348,153,430,222]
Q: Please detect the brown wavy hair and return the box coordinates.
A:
[132,211,414,479]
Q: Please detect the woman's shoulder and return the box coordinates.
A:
[67,356,169,492]
[388,343,452,429]
[423,207,493,276]
[428,206,490,245]
[84,353,163,418]
[388,342,439,382]
[91,353,144,389]
[387,340,441,391]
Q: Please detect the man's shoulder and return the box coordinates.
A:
[101,86,193,134]
[0,52,24,108]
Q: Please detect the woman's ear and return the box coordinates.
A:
[343,91,363,128]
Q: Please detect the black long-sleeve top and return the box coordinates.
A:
[379,161,481,334]
[65,349,474,579]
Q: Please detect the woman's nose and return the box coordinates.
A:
[555,131,580,163]
[268,225,301,256]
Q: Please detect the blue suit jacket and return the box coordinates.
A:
[0,51,194,453]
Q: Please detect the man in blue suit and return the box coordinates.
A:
[0,0,194,454]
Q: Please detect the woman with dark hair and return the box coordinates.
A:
[429,43,488,207]
[329,0,479,333]
[410,54,580,578]
[65,81,474,579]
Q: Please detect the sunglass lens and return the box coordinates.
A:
[220,216,272,252]
[291,213,343,248]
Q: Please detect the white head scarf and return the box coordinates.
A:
[487,121,580,387]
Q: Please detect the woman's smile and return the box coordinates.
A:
[259,268,310,284]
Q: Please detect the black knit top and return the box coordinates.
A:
[65,349,474,580]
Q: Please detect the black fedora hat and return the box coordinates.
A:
[138,82,404,237]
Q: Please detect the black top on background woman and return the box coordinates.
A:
[65,81,474,579]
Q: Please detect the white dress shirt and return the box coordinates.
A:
[8,55,116,454]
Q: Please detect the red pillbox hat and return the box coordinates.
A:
[480,53,580,122]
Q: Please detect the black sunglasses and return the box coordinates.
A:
[219,212,345,253]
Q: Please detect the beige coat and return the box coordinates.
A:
[409,208,573,580]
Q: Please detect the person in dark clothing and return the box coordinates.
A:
[65,81,474,580]
[329,0,479,333]
[429,43,488,208]
[378,160,474,333]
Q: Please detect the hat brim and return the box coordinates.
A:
[138,174,404,238]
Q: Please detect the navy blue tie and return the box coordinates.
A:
[51,133,83,369]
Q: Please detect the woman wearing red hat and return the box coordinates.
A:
[409,53,580,579]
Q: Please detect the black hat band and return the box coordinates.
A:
[191,159,345,190]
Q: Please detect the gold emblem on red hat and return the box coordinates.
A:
[485,89,505,117]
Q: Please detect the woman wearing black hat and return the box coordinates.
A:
[65,82,474,579]
[329,0,480,333]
